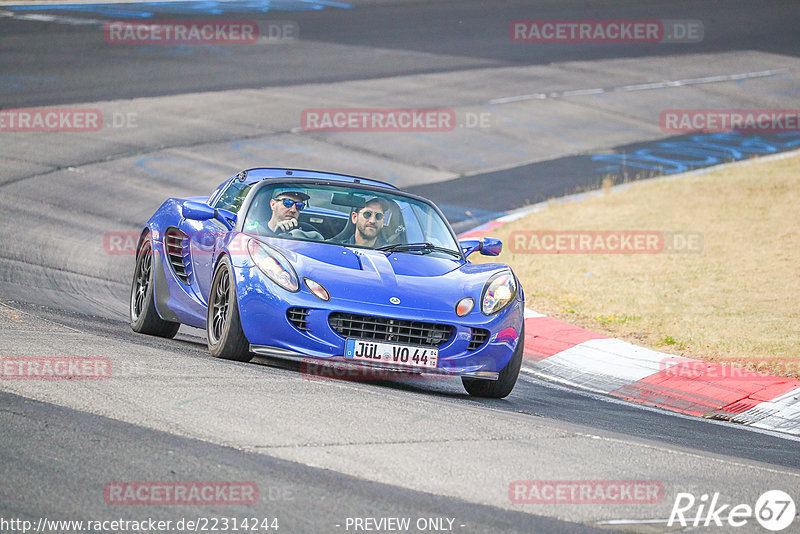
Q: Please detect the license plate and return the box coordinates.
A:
[345,339,438,369]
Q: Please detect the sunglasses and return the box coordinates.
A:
[361,210,384,221]
[276,197,305,211]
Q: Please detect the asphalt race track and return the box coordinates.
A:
[1,1,799,532]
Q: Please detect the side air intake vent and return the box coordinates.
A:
[164,227,191,285]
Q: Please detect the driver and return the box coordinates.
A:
[250,189,322,240]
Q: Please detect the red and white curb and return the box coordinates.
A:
[519,313,800,436]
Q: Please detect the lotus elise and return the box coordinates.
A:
[130,168,524,397]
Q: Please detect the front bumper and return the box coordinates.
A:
[249,345,500,381]
[236,266,524,377]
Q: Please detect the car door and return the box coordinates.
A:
[180,214,228,307]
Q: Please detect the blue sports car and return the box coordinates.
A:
[130,168,525,397]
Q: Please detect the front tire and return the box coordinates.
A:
[130,235,180,338]
[462,323,524,398]
[207,255,253,362]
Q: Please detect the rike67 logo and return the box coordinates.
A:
[669,490,796,531]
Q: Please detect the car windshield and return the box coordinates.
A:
[241,182,460,256]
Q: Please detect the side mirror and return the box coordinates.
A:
[216,208,237,230]
[460,237,503,258]
[480,237,502,256]
[182,201,215,221]
[460,239,482,257]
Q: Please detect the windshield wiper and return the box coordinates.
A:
[377,242,461,258]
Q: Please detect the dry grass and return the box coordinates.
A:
[475,153,800,378]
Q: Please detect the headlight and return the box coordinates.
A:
[247,239,299,292]
[481,271,516,315]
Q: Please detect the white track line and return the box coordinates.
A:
[9,12,102,24]
[489,68,789,104]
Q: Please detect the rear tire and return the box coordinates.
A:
[130,236,180,338]
[462,323,524,398]
[207,255,253,362]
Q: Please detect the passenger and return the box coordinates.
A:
[347,198,388,247]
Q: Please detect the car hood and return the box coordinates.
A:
[262,238,510,311]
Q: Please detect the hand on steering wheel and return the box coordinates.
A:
[275,218,299,233]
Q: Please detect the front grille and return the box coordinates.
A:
[329,312,453,347]
[467,328,490,351]
[164,227,191,285]
[287,307,310,331]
